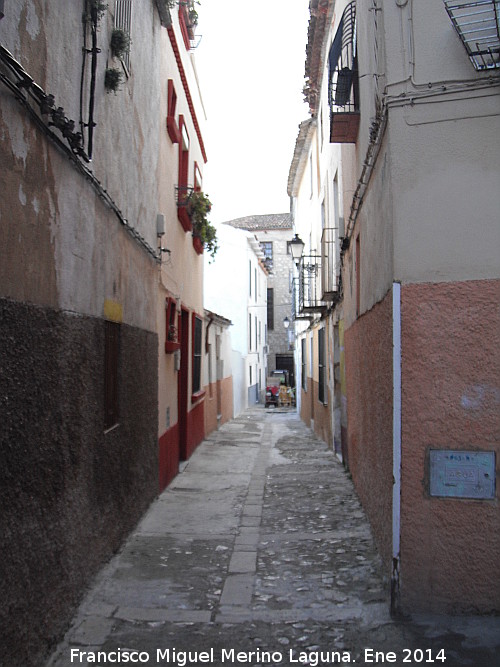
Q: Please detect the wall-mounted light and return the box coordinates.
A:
[157,213,165,237]
[289,233,305,265]
[156,214,171,257]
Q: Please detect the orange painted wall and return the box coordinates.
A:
[400,279,500,614]
[344,291,394,568]
[204,376,233,437]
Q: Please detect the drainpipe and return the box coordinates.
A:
[391,282,402,616]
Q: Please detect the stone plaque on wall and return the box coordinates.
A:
[429,450,496,499]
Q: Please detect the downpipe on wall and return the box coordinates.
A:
[391,282,402,616]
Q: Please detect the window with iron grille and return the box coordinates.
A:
[114,0,132,72]
[261,241,273,271]
[301,338,307,392]
[192,315,202,394]
[104,320,120,430]
[267,288,274,330]
[318,328,326,405]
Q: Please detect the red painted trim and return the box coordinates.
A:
[167,116,180,143]
[178,206,192,232]
[178,6,191,50]
[191,389,206,404]
[193,235,204,255]
[167,26,207,163]
[184,398,205,460]
[165,297,180,352]
[159,422,180,491]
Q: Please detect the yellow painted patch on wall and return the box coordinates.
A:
[104,299,123,323]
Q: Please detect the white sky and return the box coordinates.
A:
[195,0,311,225]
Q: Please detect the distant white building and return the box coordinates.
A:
[204,224,268,416]
[224,214,295,387]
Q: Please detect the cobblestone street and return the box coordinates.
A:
[47,409,500,667]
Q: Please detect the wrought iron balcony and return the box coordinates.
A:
[444,0,500,70]
[292,255,327,320]
[329,1,360,143]
[321,228,341,302]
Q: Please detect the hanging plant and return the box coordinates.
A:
[110,28,131,59]
[188,191,218,260]
[104,67,123,93]
[83,0,107,23]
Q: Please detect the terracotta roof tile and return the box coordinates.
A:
[223,213,292,231]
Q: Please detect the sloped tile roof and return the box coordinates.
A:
[223,213,292,231]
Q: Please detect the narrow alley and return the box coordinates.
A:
[46,409,500,667]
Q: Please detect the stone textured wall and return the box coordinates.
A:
[400,279,500,614]
[0,298,158,667]
[344,290,394,569]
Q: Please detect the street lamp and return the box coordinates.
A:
[289,233,305,265]
[283,316,290,329]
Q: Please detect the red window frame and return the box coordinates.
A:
[166,79,180,143]
[165,297,180,353]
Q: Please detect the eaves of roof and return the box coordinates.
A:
[303,0,335,115]
[223,213,292,231]
[287,117,317,198]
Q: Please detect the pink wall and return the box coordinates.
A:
[204,376,233,437]
[400,279,500,614]
[345,291,394,567]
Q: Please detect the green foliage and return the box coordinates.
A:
[188,191,218,260]
[104,67,123,93]
[83,0,108,23]
[110,28,131,58]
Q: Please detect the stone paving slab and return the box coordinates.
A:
[46,408,500,667]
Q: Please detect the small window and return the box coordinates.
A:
[104,321,120,430]
[261,241,273,271]
[318,328,326,405]
[267,288,274,330]
[192,315,202,394]
[249,313,252,350]
[194,162,202,191]
[301,338,307,392]
[114,0,132,72]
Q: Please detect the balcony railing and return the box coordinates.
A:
[329,1,360,143]
[444,0,500,70]
[292,255,327,320]
[321,228,341,302]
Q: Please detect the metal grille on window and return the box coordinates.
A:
[318,328,326,405]
[443,0,500,70]
[115,0,132,72]
[192,317,202,394]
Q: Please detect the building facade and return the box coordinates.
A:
[224,213,295,387]
[291,0,500,615]
[203,309,233,436]
[156,0,210,490]
[204,223,268,416]
[0,1,209,664]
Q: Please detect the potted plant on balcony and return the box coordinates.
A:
[188,191,218,259]
[110,28,131,59]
